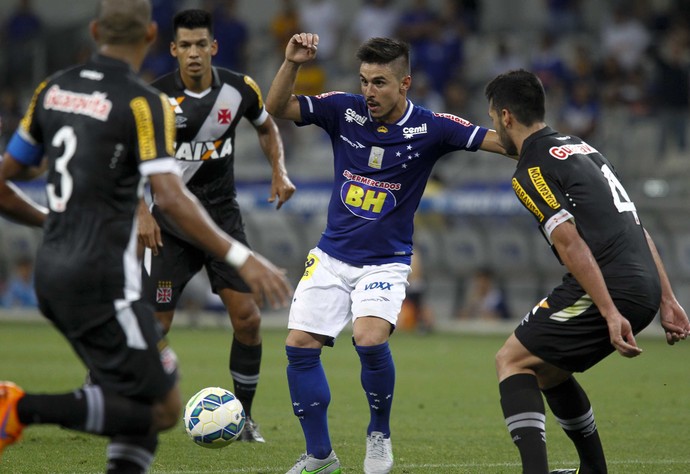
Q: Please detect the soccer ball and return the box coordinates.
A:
[183,386,245,448]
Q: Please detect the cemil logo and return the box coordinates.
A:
[344,108,367,126]
[402,123,427,139]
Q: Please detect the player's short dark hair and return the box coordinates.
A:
[96,0,151,45]
[173,9,213,38]
[484,70,546,126]
[356,37,410,77]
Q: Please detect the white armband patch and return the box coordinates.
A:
[544,209,574,238]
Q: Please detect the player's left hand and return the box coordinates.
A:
[606,312,643,358]
[659,298,690,345]
[269,173,296,209]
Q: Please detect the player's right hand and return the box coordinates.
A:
[137,207,162,256]
[286,33,319,64]
[238,252,292,309]
[606,313,642,358]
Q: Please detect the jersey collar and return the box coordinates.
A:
[172,66,222,92]
[89,54,133,73]
[395,99,414,126]
[366,99,414,126]
[521,126,556,159]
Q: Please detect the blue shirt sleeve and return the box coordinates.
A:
[6,131,44,167]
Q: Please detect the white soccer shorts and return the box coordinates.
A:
[288,247,411,339]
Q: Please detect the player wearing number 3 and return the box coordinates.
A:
[485,70,689,474]
[0,0,291,469]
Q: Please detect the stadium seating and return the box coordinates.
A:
[242,211,310,280]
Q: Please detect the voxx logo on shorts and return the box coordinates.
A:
[364,282,393,291]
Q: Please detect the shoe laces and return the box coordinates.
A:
[367,433,388,459]
[285,453,309,474]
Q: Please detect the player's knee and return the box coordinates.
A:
[229,304,261,335]
[286,329,326,349]
[352,316,392,346]
[495,343,514,375]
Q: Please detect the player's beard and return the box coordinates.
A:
[498,123,518,157]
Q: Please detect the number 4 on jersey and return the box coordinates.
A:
[600,163,639,224]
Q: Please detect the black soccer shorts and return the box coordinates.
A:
[514,280,659,373]
[143,203,252,312]
[39,298,178,401]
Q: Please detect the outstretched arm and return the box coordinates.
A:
[644,228,690,344]
[479,129,516,159]
[255,116,295,209]
[551,220,641,358]
[150,172,292,308]
[0,153,48,227]
[265,32,319,122]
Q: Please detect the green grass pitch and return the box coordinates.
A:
[1,319,688,473]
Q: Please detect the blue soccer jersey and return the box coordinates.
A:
[297,92,488,265]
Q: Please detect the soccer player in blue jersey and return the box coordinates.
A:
[266,33,509,474]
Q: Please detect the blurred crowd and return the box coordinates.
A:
[0,0,688,165]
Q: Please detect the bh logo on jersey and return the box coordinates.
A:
[340,170,398,220]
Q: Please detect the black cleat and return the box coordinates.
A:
[238,416,265,443]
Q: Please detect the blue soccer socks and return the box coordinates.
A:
[286,346,332,459]
[356,342,395,438]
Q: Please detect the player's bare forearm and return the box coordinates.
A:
[152,173,292,307]
[0,180,47,227]
[643,228,677,304]
[151,174,233,257]
[0,155,48,227]
[266,60,302,121]
[480,130,517,159]
[257,117,287,175]
[256,118,295,209]
[644,228,690,342]
[266,33,318,120]
[553,223,617,318]
[552,221,641,357]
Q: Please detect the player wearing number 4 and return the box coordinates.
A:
[266,33,510,474]
[485,70,690,474]
[0,0,291,470]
